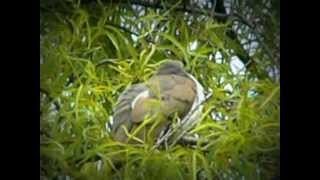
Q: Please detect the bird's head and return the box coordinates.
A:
[155,60,188,77]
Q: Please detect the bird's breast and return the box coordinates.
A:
[131,74,197,121]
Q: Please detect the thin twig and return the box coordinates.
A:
[210,0,217,18]
[128,0,229,19]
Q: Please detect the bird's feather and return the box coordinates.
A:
[111,83,149,142]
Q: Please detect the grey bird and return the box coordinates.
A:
[110,60,205,144]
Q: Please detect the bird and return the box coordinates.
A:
[110,60,205,144]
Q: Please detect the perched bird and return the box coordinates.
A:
[111,60,205,144]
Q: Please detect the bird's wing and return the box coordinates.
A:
[111,83,149,142]
[147,75,196,112]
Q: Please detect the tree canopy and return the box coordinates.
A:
[40,0,279,179]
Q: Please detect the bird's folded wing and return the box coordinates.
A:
[111,83,149,141]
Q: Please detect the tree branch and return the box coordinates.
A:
[128,0,229,19]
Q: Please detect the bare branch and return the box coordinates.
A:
[127,0,230,19]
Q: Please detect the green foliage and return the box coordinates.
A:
[41,1,279,179]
